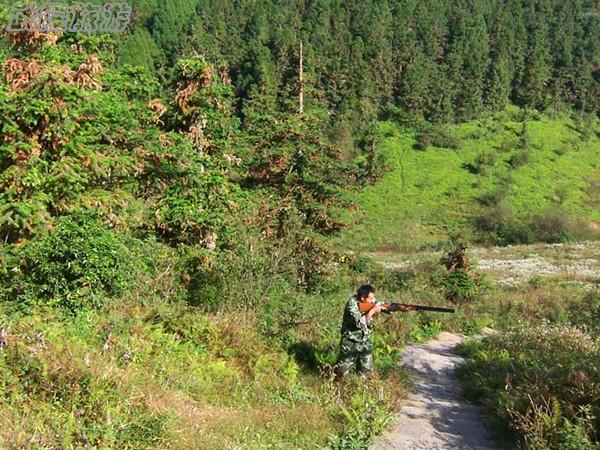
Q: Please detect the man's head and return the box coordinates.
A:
[357,284,375,303]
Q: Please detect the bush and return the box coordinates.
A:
[573,112,596,141]
[432,243,489,303]
[498,137,518,152]
[415,124,461,150]
[470,151,499,175]
[473,204,516,236]
[528,211,574,243]
[458,326,600,448]
[496,220,536,245]
[431,268,488,303]
[474,207,574,245]
[7,212,133,312]
[508,148,531,168]
[347,255,413,293]
[477,187,509,207]
[328,374,400,449]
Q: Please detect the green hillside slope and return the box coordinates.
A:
[336,107,600,252]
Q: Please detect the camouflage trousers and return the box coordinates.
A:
[334,338,373,377]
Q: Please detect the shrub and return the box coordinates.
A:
[471,151,499,175]
[432,242,489,303]
[528,211,573,243]
[474,208,574,245]
[496,220,536,245]
[8,212,133,312]
[573,112,596,141]
[415,124,461,150]
[458,326,600,448]
[181,237,295,311]
[498,137,518,152]
[328,375,399,450]
[352,146,391,184]
[473,204,522,241]
[518,120,531,150]
[347,255,413,293]
[508,148,531,168]
[431,268,487,303]
[477,187,509,207]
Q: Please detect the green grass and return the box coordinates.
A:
[0,299,340,449]
[0,285,419,449]
[335,107,600,252]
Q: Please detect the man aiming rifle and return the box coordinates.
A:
[333,284,454,378]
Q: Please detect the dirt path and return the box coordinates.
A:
[370,332,497,450]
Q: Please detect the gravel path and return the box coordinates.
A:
[373,241,600,288]
[370,332,497,450]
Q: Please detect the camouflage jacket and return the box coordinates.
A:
[340,295,375,343]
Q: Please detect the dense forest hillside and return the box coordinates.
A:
[123,0,600,124]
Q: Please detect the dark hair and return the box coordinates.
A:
[357,284,375,300]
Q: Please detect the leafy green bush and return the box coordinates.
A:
[328,376,398,450]
[471,151,499,175]
[477,186,509,207]
[495,219,536,245]
[458,326,600,449]
[474,207,574,245]
[431,268,488,303]
[181,237,291,311]
[415,124,461,150]
[7,212,133,311]
[432,242,489,303]
[508,148,531,168]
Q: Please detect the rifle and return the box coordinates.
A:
[359,301,455,314]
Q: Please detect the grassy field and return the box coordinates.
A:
[335,107,600,252]
[0,293,404,449]
[0,253,441,450]
[2,239,597,448]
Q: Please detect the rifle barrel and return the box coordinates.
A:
[409,304,455,313]
[388,303,455,313]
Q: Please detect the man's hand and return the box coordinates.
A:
[365,303,384,322]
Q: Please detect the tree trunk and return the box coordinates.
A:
[299,40,304,114]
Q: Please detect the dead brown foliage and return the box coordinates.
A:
[187,118,210,151]
[176,82,199,114]
[2,29,60,50]
[3,54,103,93]
[441,242,471,272]
[75,55,104,90]
[176,65,213,114]
[3,58,43,92]
[149,99,167,125]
